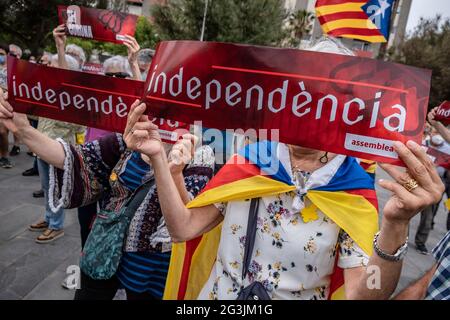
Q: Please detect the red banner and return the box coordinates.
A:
[424,144,450,170]
[57,5,138,44]
[6,57,188,143]
[143,41,432,166]
[434,101,450,125]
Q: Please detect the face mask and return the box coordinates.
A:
[0,55,5,64]
[431,134,444,146]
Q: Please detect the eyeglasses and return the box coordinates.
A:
[105,72,130,79]
[8,53,17,58]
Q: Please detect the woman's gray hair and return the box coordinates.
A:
[306,36,355,56]
[51,54,80,71]
[138,48,155,64]
[103,55,132,75]
[65,44,86,65]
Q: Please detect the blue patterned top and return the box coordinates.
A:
[426,230,450,300]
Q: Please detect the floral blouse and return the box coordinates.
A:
[198,144,369,300]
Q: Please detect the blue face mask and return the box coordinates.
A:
[0,55,5,64]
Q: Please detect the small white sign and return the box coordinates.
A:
[344,133,398,159]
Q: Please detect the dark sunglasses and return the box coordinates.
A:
[8,53,17,58]
[105,72,130,78]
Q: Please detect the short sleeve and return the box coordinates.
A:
[337,229,370,269]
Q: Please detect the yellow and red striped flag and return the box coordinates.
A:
[315,0,393,43]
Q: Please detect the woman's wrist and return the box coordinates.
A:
[14,124,34,140]
[148,147,166,165]
[377,218,409,255]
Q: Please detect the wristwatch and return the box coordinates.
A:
[373,231,408,262]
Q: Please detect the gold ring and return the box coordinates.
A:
[403,178,419,192]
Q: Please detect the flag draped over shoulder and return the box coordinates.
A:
[163,141,379,300]
[315,0,394,43]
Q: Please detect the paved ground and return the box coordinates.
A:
[0,143,448,300]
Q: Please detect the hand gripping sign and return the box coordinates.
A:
[57,5,138,44]
[434,101,450,126]
[142,41,432,166]
[6,57,188,144]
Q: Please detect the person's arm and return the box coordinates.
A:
[171,170,191,205]
[344,140,444,300]
[123,35,142,80]
[428,107,450,143]
[393,264,437,300]
[151,149,223,242]
[1,89,124,211]
[53,24,68,70]
[0,89,65,168]
[123,102,223,242]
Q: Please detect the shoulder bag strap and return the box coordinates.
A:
[123,178,155,218]
[241,197,260,281]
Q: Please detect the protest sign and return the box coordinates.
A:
[142,41,432,165]
[434,101,450,125]
[6,57,187,143]
[424,144,450,170]
[57,5,138,44]
[81,62,104,75]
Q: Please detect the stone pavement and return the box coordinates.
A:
[0,144,448,299]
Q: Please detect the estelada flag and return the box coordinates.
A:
[315,0,394,43]
[163,140,379,300]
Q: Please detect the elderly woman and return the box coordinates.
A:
[0,92,214,299]
[120,39,444,300]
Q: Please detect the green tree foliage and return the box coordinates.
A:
[391,15,450,108]
[151,0,286,46]
[0,0,159,60]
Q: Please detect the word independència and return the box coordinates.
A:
[11,75,130,118]
[146,65,407,133]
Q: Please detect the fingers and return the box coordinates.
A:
[378,179,410,205]
[406,140,441,185]
[131,129,149,140]
[123,36,140,53]
[53,24,66,36]
[179,134,197,156]
[393,141,432,188]
[428,107,438,123]
[169,142,191,166]
[0,89,13,118]
[132,121,155,132]
[124,100,145,136]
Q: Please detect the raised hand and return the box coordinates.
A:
[123,35,140,64]
[168,134,199,174]
[53,24,67,49]
[123,100,162,157]
[427,106,438,126]
[378,140,444,225]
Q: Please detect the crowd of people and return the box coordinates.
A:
[0,26,449,300]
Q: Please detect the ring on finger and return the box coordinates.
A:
[403,178,419,192]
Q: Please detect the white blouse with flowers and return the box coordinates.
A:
[198,144,369,300]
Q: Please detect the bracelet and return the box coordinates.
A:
[373,231,408,262]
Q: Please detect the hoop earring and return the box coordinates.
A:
[319,152,329,164]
